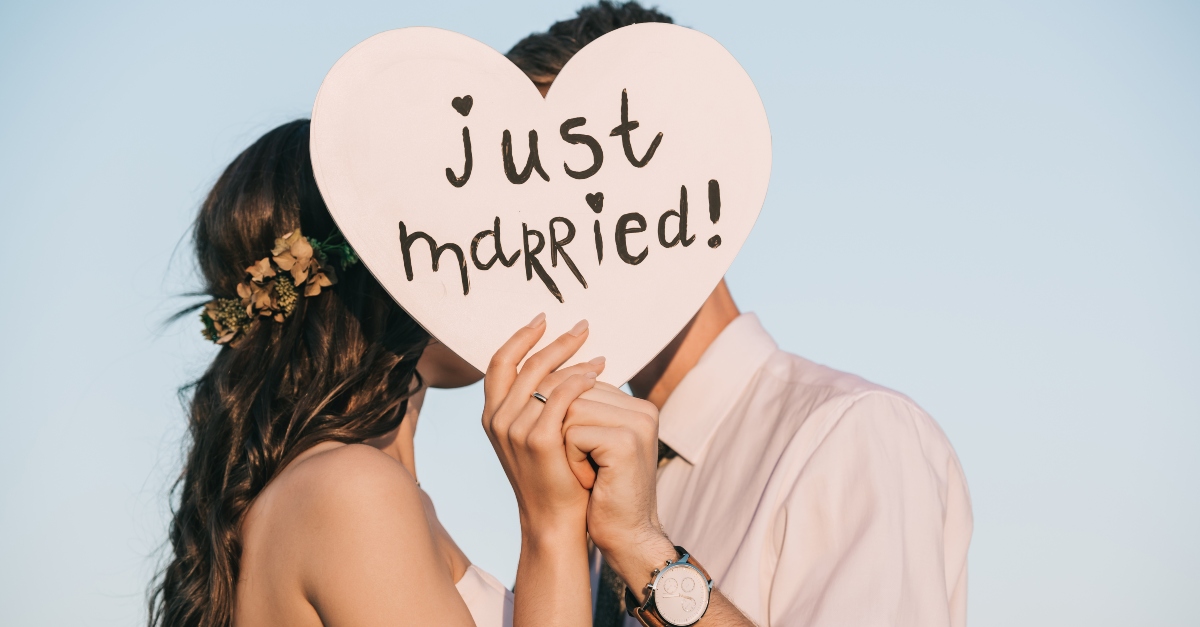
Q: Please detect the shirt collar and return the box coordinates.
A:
[657,313,777,466]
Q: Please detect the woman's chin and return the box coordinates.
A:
[418,342,485,388]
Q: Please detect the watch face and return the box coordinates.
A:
[653,563,710,626]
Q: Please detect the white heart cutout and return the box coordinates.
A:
[311,24,771,384]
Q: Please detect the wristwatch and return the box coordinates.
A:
[625,546,713,627]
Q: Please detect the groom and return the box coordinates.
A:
[495,3,975,627]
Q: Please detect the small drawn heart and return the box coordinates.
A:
[311,25,770,384]
[586,192,604,213]
[451,95,473,116]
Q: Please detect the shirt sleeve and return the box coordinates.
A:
[766,391,972,627]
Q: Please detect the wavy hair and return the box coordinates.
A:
[149,120,428,627]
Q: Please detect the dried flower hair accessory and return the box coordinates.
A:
[201,229,359,345]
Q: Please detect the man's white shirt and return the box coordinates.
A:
[618,313,972,626]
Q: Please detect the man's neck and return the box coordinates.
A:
[629,280,740,409]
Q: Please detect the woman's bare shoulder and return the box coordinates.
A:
[286,442,417,491]
[241,444,472,625]
[258,443,425,534]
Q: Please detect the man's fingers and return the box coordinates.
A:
[564,424,643,484]
[483,314,547,422]
[562,398,657,439]
[558,390,657,488]
[563,425,601,490]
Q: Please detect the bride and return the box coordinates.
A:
[150,120,658,627]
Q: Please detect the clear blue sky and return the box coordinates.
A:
[1,1,1196,625]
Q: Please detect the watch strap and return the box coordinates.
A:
[626,585,667,627]
[629,599,669,627]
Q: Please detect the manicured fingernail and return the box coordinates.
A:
[585,372,598,379]
[588,356,606,366]
[567,319,589,336]
[526,312,546,328]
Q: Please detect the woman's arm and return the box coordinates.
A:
[482,316,606,627]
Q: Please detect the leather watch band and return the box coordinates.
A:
[630,603,669,627]
[625,546,712,627]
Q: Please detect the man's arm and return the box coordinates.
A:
[564,383,755,627]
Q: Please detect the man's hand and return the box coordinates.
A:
[561,384,678,590]
[564,384,757,626]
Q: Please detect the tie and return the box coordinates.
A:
[593,441,679,626]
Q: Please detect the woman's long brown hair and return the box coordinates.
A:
[149,120,428,627]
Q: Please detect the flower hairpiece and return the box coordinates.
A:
[200,229,359,345]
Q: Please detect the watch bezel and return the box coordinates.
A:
[648,559,712,626]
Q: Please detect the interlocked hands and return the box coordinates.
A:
[482,315,669,571]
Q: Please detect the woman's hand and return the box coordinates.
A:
[483,314,603,627]
[482,314,606,539]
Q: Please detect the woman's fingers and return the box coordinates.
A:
[501,319,592,416]
[526,373,598,450]
[534,358,607,397]
[492,358,607,442]
[506,370,597,448]
[576,386,656,416]
[591,381,625,394]
[483,313,546,425]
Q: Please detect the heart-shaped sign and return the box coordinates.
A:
[311,24,771,384]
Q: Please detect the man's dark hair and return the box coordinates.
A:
[507,1,674,88]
